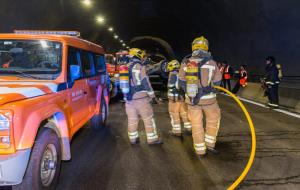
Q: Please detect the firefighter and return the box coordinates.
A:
[222,61,233,91]
[264,56,280,108]
[232,65,248,94]
[122,48,162,145]
[167,60,191,136]
[179,36,222,157]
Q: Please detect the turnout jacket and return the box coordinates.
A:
[128,58,155,100]
[168,70,184,102]
[265,63,280,86]
[178,51,222,105]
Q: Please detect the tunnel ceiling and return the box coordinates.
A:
[0,0,299,75]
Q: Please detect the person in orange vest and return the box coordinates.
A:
[217,62,225,87]
[232,65,248,94]
[222,61,233,91]
[1,54,13,68]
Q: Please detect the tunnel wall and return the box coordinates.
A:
[0,0,299,77]
[188,0,300,77]
[237,82,300,113]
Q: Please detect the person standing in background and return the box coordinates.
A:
[232,65,248,94]
[217,62,225,87]
[222,61,233,91]
[264,56,280,108]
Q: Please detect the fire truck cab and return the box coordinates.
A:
[106,50,129,98]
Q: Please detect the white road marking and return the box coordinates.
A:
[221,94,300,119]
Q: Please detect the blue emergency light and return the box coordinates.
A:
[14,30,81,37]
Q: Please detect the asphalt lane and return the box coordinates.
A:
[56,95,300,190]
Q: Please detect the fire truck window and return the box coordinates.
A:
[95,54,106,74]
[87,52,96,76]
[81,51,94,77]
[67,47,82,81]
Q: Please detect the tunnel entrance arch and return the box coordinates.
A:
[129,36,175,60]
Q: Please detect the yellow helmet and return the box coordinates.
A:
[192,36,209,52]
[129,48,146,60]
[167,60,180,71]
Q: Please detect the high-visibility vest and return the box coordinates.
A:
[224,66,231,79]
[239,70,248,87]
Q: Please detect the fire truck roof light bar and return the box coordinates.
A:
[14,30,81,37]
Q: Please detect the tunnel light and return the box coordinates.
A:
[122,43,126,46]
[81,0,92,7]
[114,35,119,39]
[108,27,114,32]
[96,15,105,24]
[120,40,123,43]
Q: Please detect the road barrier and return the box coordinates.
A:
[236,82,300,113]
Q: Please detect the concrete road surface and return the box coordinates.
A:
[56,95,300,190]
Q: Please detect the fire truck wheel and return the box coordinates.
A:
[90,95,107,131]
[13,126,61,190]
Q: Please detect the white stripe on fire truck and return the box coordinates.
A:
[0,82,58,92]
[0,87,45,97]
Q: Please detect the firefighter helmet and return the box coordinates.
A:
[167,60,180,71]
[192,36,209,52]
[129,48,146,60]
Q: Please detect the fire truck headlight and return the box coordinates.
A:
[0,113,10,131]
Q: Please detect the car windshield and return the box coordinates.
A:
[0,40,62,80]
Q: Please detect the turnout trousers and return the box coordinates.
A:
[125,98,159,144]
[222,79,231,91]
[168,101,191,134]
[188,102,221,155]
[267,84,279,107]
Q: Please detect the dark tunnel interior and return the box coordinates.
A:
[0,0,299,76]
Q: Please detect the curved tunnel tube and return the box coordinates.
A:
[213,86,256,190]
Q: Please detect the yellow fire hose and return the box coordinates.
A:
[213,86,256,190]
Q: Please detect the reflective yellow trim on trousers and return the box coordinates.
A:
[194,143,206,151]
[214,86,256,190]
[128,131,139,140]
[184,122,192,129]
[205,134,216,144]
[147,133,158,140]
[172,125,181,129]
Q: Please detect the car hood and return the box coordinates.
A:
[0,82,58,106]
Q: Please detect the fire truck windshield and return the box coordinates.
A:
[0,40,62,80]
